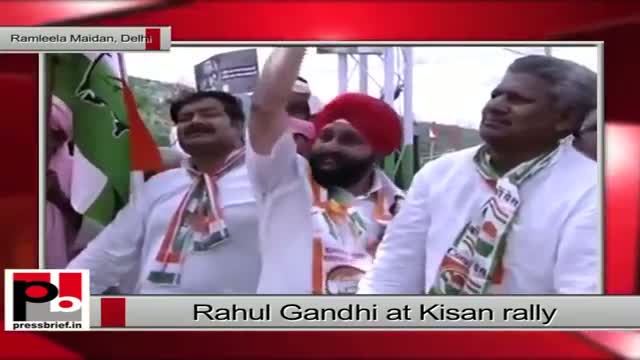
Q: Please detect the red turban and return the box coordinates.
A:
[312,93,402,155]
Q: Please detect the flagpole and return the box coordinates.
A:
[117,53,128,85]
[117,53,145,200]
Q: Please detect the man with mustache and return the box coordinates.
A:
[68,91,261,294]
[359,55,599,295]
[248,48,404,294]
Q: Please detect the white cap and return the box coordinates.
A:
[292,78,311,94]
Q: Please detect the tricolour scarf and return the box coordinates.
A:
[428,145,560,295]
[146,148,245,286]
[309,169,403,295]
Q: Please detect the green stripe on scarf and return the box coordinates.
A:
[428,144,561,295]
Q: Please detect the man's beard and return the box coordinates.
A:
[309,152,376,190]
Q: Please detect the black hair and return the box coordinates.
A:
[507,55,597,134]
[169,91,245,125]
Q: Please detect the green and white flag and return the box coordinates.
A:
[47,53,162,226]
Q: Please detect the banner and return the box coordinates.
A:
[47,53,162,226]
[194,48,259,94]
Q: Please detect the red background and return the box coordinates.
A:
[0,0,638,358]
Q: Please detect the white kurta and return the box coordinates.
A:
[358,143,600,295]
[246,131,403,294]
[67,165,260,295]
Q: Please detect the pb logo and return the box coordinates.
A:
[5,269,90,331]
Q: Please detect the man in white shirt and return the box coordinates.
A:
[68,91,261,294]
[248,48,404,294]
[359,55,599,295]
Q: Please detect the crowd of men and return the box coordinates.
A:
[47,48,599,295]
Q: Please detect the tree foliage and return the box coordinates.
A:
[128,76,194,147]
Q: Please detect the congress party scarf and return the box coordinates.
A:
[309,169,404,295]
[147,148,245,286]
[428,145,560,295]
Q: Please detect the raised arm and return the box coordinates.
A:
[246,48,309,195]
[249,47,307,155]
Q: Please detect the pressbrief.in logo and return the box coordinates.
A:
[5,269,90,331]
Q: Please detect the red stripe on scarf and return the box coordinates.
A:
[155,191,191,263]
[154,148,245,266]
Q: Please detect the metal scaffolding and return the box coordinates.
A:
[326,47,416,189]
[325,46,558,189]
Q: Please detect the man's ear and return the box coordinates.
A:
[554,107,581,137]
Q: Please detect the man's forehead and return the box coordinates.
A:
[323,119,352,129]
[321,119,365,136]
[289,91,310,104]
